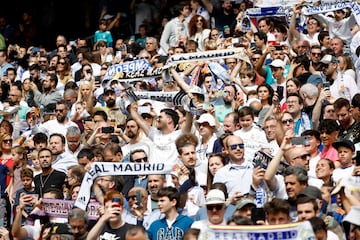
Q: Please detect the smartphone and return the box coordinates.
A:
[277,86,284,102]
[29,194,39,204]
[251,207,266,224]
[138,106,150,114]
[250,42,256,48]
[291,136,310,145]
[323,81,330,90]
[136,190,142,206]
[112,197,120,215]
[275,45,283,51]
[232,37,242,44]
[102,126,114,133]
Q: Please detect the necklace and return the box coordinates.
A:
[40,169,54,192]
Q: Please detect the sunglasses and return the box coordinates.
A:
[251,57,260,61]
[321,64,329,69]
[311,52,321,56]
[140,56,150,60]
[3,139,12,144]
[55,109,64,113]
[197,18,203,22]
[132,157,148,163]
[282,119,294,124]
[39,60,48,63]
[206,205,224,211]
[58,62,66,65]
[293,153,310,160]
[229,143,244,150]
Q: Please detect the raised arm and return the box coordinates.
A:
[129,102,151,136]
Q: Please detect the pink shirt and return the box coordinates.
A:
[320,146,338,162]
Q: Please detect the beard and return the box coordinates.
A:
[57,115,66,123]
[43,86,51,93]
[106,99,116,108]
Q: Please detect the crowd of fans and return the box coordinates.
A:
[0,0,360,239]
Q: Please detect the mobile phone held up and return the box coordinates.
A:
[102,126,114,133]
[291,136,310,146]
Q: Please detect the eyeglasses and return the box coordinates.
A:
[229,143,244,150]
[3,139,12,144]
[311,52,321,56]
[206,205,224,211]
[282,119,294,124]
[198,122,210,127]
[293,153,310,160]
[132,157,148,163]
[55,109,65,113]
[307,21,318,26]
[58,62,66,65]
[321,64,329,69]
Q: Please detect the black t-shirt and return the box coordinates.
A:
[100,222,134,240]
[34,169,66,197]
[212,8,236,34]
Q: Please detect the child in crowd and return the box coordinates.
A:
[94,18,113,48]
[9,146,30,204]
[331,140,355,182]
[234,106,269,163]
[14,168,36,223]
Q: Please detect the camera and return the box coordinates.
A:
[102,126,114,133]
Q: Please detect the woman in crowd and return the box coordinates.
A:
[188,15,211,51]
[56,57,73,85]
[206,153,226,193]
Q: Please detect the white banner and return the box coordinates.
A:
[42,198,100,220]
[302,2,360,26]
[210,221,315,240]
[74,162,174,210]
[168,48,249,64]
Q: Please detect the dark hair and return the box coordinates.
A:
[227,216,253,225]
[318,119,340,134]
[49,133,66,144]
[257,83,274,105]
[33,132,48,144]
[93,110,108,122]
[301,130,321,142]
[318,31,329,43]
[254,31,268,43]
[0,120,14,135]
[175,133,199,154]
[157,186,180,208]
[77,148,94,160]
[238,106,254,118]
[64,81,78,91]
[287,92,303,105]
[188,15,210,37]
[264,198,290,215]
[207,154,226,191]
[333,97,350,111]
[130,149,147,162]
[294,55,310,71]
[296,196,319,212]
[161,108,179,127]
[351,93,360,108]
[308,217,327,234]
[48,73,58,88]
[20,168,34,179]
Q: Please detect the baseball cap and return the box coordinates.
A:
[196,113,216,127]
[332,139,355,152]
[236,198,256,210]
[104,87,115,94]
[343,206,360,226]
[205,189,226,205]
[269,59,285,69]
[298,186,322,200]
[320,54,338,64]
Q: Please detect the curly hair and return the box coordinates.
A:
[188,14,210,37]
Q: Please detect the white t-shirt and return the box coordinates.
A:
[148,127,182,165]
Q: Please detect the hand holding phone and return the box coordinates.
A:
[251,207,266,225]
[291,136,310,145]
[102,126,114,133]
